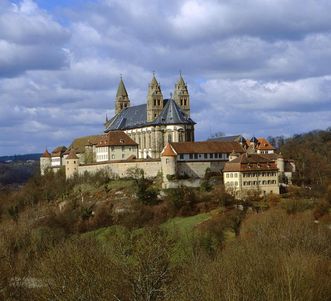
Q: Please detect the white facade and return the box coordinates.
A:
[96,145,138,162]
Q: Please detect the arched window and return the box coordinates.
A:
[168,133,172,143]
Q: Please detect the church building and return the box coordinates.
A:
[104,74,195,159]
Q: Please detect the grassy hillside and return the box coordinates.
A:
[0,129,330,300]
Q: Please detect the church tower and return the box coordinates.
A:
[115,77,130,115]
[173,73,190,117]
[147,73,164,122]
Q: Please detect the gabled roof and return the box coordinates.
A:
[97,131,138,147]
[105,99,195,132]
[223,153,278,172]
[161,144,177,157]
[256,137,275,150]
[169,141,245,154]
[208,135,244,142]
[66,135,103,154]
[51,146,67,157]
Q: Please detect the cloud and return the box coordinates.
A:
[0,0,331,155]
[0,0,69,77]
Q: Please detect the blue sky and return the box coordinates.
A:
[0,0,330,155]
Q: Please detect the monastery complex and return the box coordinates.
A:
[40,74,295,197]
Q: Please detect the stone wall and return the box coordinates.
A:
[177,161,225,178]
[78,160,162,178]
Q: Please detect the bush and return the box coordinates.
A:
[281,198,314,214]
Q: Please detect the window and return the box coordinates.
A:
[168,134,172,143]
[210,154,213,159]
[180,154,184,159]
[122,154,125,159]
[194,154,198,159]
[189,154,193,159]
[166,158,169,163]
[154,99,156,106]
[204,154,208,159]
[112,154,115,159]
[230,173,233,178]
[122,146,124,151]
[226,174,229,178]
[234,173,238,177]
[158,99,160,106]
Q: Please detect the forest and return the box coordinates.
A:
[0,128,330,300]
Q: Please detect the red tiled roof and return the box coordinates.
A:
[161,144,177,157]
[97,131,138,147]
[41,149,51,158]
[66,149,79,160]
[51,146,67,157]
[170,141,245,154]
[256,137,275,150]
[223,153,278,172]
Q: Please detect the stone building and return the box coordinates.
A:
[104,74,195,159]
[223,153,282,197]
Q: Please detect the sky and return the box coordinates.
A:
[0,0,330,155]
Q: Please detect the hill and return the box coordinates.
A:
[0,153,42,162]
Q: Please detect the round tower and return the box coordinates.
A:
[40,149,52,175]
[65,149,79,179]
[161,143,177,188]
[276,153,285,173]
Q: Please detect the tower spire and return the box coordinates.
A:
[147,73,163,122]
[115,77,130,114]
[173,73,190,117]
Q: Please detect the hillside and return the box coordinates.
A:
[0,129,330,300]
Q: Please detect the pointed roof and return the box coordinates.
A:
[177,73,186,86]
[66,149,79,160]
[151,74,158,85]
[105,99,195,132]
[41,149,51,158]
[116,78,128,97]
[162,143,177,157]
[153,99,193,125]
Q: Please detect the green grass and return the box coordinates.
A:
[161,213,211,235]
[107,179,135,191]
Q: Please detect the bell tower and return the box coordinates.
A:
[147,73,164,122]
[115,77,130,115]
[173,73,190,117]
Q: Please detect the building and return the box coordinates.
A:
[39,73,295,191]
[161,141,245,188]
[104,74,195,159]
[95,131,138,162]
[223,153,282,197]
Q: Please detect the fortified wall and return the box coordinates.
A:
[77,159,162,178]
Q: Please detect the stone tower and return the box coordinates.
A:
[173,73,190,117]
[40,149,51,175]
[147,73,163,122]
[65,149,79,179]
[115,77,130,115]
[161,143,177,189]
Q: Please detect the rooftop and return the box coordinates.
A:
[169,141,245,154]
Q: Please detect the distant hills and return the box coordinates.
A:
[0,153,42,162]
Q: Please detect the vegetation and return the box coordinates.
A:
[0,128,330,300]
